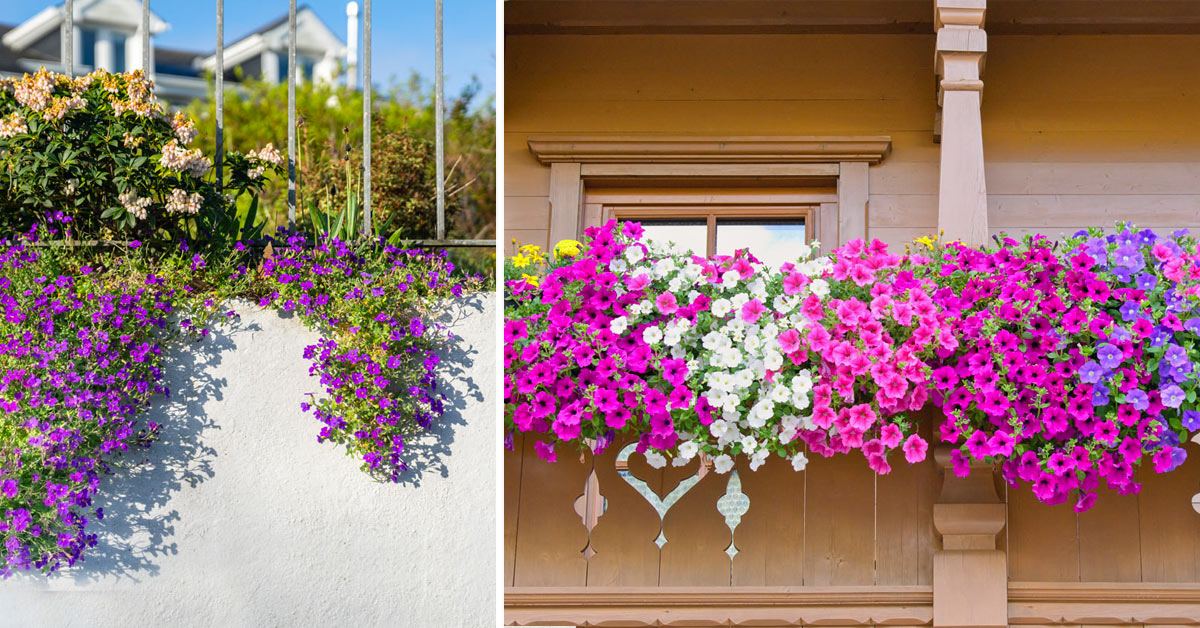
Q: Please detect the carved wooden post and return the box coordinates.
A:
[935,0,988,248]
[932,446,1007,628]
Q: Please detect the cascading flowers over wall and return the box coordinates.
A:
[0,69,486,578]
[504,220,1200,513]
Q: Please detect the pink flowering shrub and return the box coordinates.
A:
[504,220,1200,512]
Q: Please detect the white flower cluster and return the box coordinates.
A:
[610,232,833,475]
[119,191,153,220]
[0,113,27,139]
[249,143,283,166]
[164,188,202,215]
[159,140,212,178]
[13,71,54,112]
[171,111,198,145]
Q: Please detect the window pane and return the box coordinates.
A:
[716,219,807,269]
[112,34,126,72]
[627,219,707,257]
[81,30,96,67]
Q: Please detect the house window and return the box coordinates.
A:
[112,33,126,72]
[277,54,316,82]
[80,29,96,67]
[608,205,815,270]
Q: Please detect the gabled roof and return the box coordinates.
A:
[2,0,168,51]
[200,6,345,72]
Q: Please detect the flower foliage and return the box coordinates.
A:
[503,220,1200,512]
[0,69,281,241]
[0,222,215,577]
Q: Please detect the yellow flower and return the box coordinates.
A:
[914,235,936,247]
[520,244,542,257]
[521,274,540,286]
[554,239,582,259]
[511,253,530,269]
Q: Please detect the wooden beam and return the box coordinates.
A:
[579,163,839,179]
[529,136,893,166]
[837,161,868,244]
[547,162,583,245]
[505,585,934,627]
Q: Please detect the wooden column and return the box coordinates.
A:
[548,162,583,248]
[837,161,868,244]
[934,0,988,248]
[932,447,1006,628]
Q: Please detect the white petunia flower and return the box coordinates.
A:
[791,452,809,471]
[610,316,629,334]
[749,449,769,471]
[644,450,667,469]
[713,454,735,474]
[809,278,830,297]
[642,326,663,345]
[678,440,699,460]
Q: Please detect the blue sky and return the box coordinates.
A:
[4,1,495,96]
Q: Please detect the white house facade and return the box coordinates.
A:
[0,0,351,105]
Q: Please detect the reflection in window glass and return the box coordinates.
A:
[629,220,707,257]
[716,219,806,269]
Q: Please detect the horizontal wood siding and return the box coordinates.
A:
[507,34,1200,253]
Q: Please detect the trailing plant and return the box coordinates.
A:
[0,71,491,578]
[257,232,484,481]
[503,220,1200,512]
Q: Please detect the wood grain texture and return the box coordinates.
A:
[1138,444,1200,583]
[1006,487,1079,582]
[511,437,593,586]
[585,438,663,587]
[803,451,876,586]
[504,433,526,586]
[732,455,806,586]
[1077,485,1141,583]
[659,461,734,586]
[876,415,938,586]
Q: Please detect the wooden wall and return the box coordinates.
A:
[504,34,1200,254]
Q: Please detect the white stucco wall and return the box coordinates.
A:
[0,295,496,627]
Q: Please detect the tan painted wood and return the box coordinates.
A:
[1138,444,1200,583]
[837,161,869,244]
[731,455,805,586]
[818,202,839,254]
[659,461,733,586]
[504,585,933,627]
[875,414,938,586]
[585,188,838,206]
[585,438,663,587]
[504,196,552,231]
[530,136,890,165]
[1006,487,1079,582]
[505,433,526,586]
[580,163,840,179]
[548,162,583,245]
[1077,485,1141,583]
[803,451,876,586]
[512,437,593,586]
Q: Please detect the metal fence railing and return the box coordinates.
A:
[59,0,494,249]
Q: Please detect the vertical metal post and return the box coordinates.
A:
[287,0,297,228]
[141,0,150,74]
[64,0,73,77]
[215,0,224,194]
[362,0,372,237]
[434,0,445,241]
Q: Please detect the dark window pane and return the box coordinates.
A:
[80,29,96,67]
[716,218,807,269]
[112,34,126,72]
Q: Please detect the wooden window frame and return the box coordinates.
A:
[528,135,890,254]
[606,204,819,258]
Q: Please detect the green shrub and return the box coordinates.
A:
[0,69,279,246]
